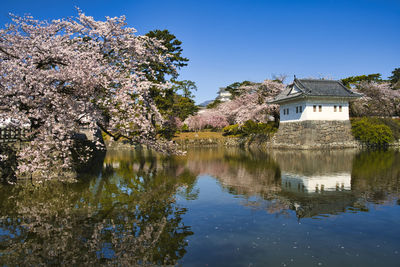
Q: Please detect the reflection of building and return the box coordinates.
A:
[282,172,351,193]
[103,162,120,169]
[280,172,356,219]
[269,150,360,219]
[216,87,231,102]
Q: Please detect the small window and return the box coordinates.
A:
[287,108,289,115]
[319,105,322,112]
[299,106,302,112]
[283,109,286,115]
[334,105,337,112]
[296,106,298,113]
[313,105,316,112]
[339,105,342,112]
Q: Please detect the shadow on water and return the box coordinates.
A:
[1,147,400,265]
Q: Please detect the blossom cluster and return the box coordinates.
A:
[351,82,400,117]
[185,80,284,130]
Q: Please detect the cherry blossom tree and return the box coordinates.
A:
[185,80,284,130]
[185,111,229,131]
[0,10,176,180]
[351,82,400,117]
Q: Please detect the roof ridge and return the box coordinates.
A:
[298,78,339,82]
[336,80,358,95]
[295,79,311,94]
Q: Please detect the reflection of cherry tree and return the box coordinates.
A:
[183,148,283,199]
[182,148,292,215]
[185,80,284,130]
[0,150,196,265]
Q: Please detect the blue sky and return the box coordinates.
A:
[1,0,399,103]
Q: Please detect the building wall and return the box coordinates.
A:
[271,120,358,149]
[280,99,349,123]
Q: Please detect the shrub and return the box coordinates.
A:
[241,120,277,136]
[368,117,400,140]
[222,124,240,136]
[351,118,394,146]
[181,124,189,132]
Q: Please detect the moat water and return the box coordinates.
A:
[1,148,400,266]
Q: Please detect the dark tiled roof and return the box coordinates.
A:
[271,78,362,103]
[272,86,302,102]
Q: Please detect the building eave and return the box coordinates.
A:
[268,94,305,104]
[269,94,361,105]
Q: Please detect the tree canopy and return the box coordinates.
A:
[144,29,189,83]
[225,80,254,98]
[350,81,400,117]
[185,80,284,130]
[0,11,178,179]
[174,80,197,98]
[144,30,197,137]
[342,69,400,117]
[341,73,382,88]
[389,68,400,89]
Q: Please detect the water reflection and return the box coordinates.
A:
[271,150,355,193]
[282,173,351,193]
[181,148,400,219]
[0,147,400,265]
[0,149,196,266]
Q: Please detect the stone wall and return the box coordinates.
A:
[269,120,360,149]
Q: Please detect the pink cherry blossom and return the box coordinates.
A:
[351,82,400,117]
[185,80,284,130]
[0,10,176,179]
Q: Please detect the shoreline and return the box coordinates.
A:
[104,132,400,151]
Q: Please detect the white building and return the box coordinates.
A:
[271,78,362,123]
[216,87,232,102]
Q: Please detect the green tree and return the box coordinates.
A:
[144,29,190,117]
[172,95,199,121]
[145,29,189,83]
[389,68,400,89]
[341,73,382,88]
[144,30,198,138]
[206,99,222,109]
[225,80,253,98]
[174,80,197,98]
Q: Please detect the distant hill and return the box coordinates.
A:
[198,100,213,107]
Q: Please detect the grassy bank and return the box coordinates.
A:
[173,131,226,141]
